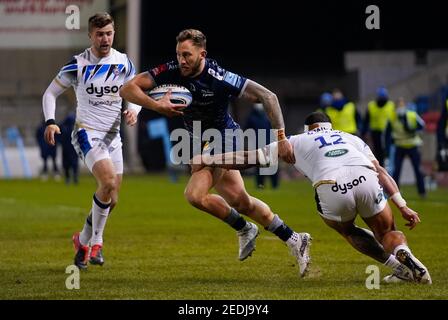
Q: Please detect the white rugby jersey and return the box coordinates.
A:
[287,127,376,186]
[55,48,135,133]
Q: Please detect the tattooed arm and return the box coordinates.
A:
[240,79,295,163]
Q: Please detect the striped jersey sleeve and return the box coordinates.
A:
[124,56,136,82]
[56,58,77,88]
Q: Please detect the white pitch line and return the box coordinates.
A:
[0,198,84,212]
[55,205,85,212]
[0,197,17,204]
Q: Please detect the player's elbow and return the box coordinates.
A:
[42,86,49,98]
[42,85,55,101]
[263,91,278,106]
[119,83,130,99]
[375,165,387,179]
[376,165,391,185]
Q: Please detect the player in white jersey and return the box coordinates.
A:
[42,13,141,270]
[191,112,431,284]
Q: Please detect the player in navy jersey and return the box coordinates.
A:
[120,29,312,277]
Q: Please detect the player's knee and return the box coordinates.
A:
[184,188,204,208]
[382,230,405,243]
[231,195,252,214]
[373,223,397,241]
[101,176,117,196]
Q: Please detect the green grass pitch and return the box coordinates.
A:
[0,174,447,299]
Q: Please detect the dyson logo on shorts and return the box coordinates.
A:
[332,176,367,194]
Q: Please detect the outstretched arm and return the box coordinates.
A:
[190,144,277,173]
[240,79,295,163]
[372,159,421,229]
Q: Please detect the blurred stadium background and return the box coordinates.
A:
[0,0,447,185]
[0,0,448,188]
[1,0,448,300]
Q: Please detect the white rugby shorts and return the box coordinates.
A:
[314,166,387,222]
[71,128,123,174]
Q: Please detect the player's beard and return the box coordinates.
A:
[182,57,202,77]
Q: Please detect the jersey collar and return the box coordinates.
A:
[304,122,333,132]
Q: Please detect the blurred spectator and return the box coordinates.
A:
[59,112,79,185]
[322,89,362,135]
[362,87,395,166]
[437,98,448,150]
[386,97,426,197]
[36,120,60,181]
[245,103,279,189]
[436,98,448,171]
[317,92,333,113]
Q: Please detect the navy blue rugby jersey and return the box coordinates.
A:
[148,58,247,134]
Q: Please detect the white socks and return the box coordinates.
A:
[90,194,111,246]
[384,254,401,270]
[79,211,92,246]
[393,244,411,256]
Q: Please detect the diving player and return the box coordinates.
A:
[191,111,432,284]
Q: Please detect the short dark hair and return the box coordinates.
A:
[304,111,332,125]
[176,29,206,49]
[88,13,114,33]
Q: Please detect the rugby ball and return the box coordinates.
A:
[148,84,193,106]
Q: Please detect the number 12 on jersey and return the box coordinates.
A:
[314,135,346,149]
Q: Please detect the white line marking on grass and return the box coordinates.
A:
[55,205,85,212]
[0,198,17,204]
[0,198,84,213]
[261,236,278,241]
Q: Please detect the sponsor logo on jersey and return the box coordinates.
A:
[331,175,367,194]
[150,64,168,77]
[223,71,243,87]
[113,65,121,76]
[375,192,384,204]
[86,83,123,98]
[89,99,120,107]
[325,149,349,157]
[208,68,224,81]
[201,89,214,98]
